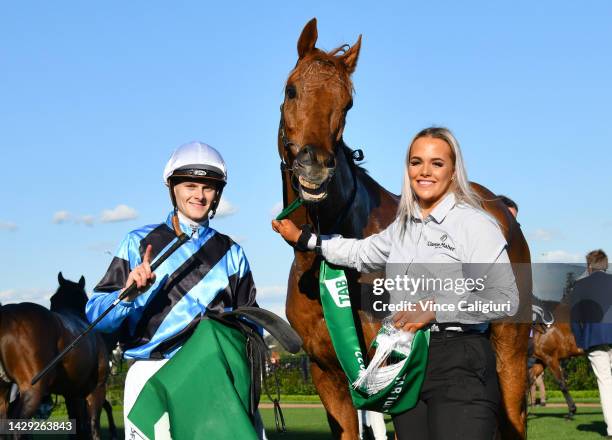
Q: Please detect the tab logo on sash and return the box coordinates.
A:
[323,276,352,308]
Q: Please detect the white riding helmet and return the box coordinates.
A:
[163,142,228,219]
[163,142,227,186]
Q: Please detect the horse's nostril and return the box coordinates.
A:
[326,158,335,168]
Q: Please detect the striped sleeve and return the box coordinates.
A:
[86,233,141,332]
[230,244,258,308]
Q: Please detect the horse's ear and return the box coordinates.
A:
[341,35,362,75]
[78,276,85,290]
[298,18,318,59]
[58,272,65,285]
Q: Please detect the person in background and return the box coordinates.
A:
[571,250,612,438]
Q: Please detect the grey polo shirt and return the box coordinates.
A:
[318,192,519,325]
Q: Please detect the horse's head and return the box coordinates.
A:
[279,18,361,203]
[51,272,88,315]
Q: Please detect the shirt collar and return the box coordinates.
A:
[413,192,456,223]
[165,211,210,237]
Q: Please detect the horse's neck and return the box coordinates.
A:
[280,141,397,237]
[321,143,396,237]
[51,302,86,321]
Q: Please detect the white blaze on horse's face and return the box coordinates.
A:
[408,136,456,216]
[173,180,217,223]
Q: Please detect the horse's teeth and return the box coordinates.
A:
[305,191,325,200]
[299,176,320,190]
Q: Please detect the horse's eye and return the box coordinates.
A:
[345,99,353,112]
[286,85,297,100]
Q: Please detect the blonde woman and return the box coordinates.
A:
[272,127,519,439]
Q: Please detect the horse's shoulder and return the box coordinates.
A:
[53,310,90,338]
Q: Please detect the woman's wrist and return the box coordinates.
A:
[295,225,321,252]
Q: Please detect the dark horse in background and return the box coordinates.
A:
[278,19,533,439]
[531,298,584,419]
[0,273,116,439]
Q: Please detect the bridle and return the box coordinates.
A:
[278,102,364,234]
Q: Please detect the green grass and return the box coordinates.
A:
[35,402,607,439]
[544,390,601,403]
[528,406,608,439]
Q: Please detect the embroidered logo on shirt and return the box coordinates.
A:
[426,234,455,251]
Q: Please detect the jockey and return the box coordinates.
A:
[86,142,262,439]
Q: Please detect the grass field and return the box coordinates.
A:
[32,403,609,439]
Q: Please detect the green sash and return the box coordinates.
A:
[277,199,429,414]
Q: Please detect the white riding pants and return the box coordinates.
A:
[588,346,612,435]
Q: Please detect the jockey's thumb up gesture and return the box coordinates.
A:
[272,219,302,246]
[122,244,156,302]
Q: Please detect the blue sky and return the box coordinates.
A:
[1,1,611,317]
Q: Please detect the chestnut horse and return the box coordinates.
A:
[278,18,532,439]
[0,273,112,439]
[530,299,583,418]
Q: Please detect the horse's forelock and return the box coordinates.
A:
[289,49,354,94]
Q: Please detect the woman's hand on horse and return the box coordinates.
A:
[271,219,302,244]
[123,245,156,301]
[392,307,436,333]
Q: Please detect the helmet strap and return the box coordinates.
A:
[208,187,224,220]
[171,209,182,236]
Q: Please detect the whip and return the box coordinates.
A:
[32,225,191,386]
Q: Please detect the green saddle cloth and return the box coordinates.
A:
[128,319,258,440]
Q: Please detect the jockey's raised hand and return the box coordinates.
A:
[123,244,156,301]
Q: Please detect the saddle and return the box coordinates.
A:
[208,307,302,431]
[531,304,555,335]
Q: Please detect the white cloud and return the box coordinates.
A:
[52,210,71,224]
[536,250,584,263]
[100,205,138,223]
[215,199,238,218]
[527,228,564,241]
[256,285,286,301]
[79,215,95,226]
[0,221,17,231]
[0,288,51,306]
[270,201,283,219]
